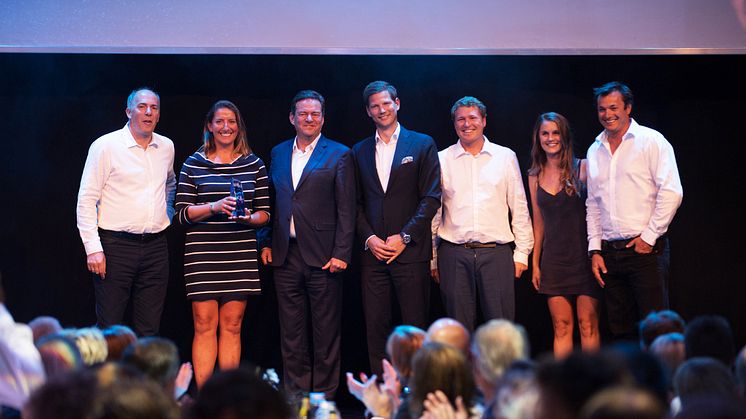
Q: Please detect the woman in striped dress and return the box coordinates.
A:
[175,100,270,388]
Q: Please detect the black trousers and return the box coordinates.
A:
[94,230,169,336]
[361,260,430,377]
[601,237,670,341]
[274,242,342,399]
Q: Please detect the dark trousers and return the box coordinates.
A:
[361,261,430,377]
[95,230,169,336]
[601,237,670,341]
[274,242,342,399]
[437,242,515,332]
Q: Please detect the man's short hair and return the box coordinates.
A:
[363,81,398,106]
[450,96,487,120]
[126,87,160,110]
[471,319,529,384]
[122,337,180,388]
[684,315,736,366]
[593,81,633,108]
[290,90,325,115]
[639,310,686,350]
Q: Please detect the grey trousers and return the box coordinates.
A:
[437,241,514,332]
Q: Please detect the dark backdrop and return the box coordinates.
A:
[1,54,744,400]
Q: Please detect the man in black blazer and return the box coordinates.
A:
[258,90,355,399]
[352,81,441,376]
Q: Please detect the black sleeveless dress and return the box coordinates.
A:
[536,173,601,298]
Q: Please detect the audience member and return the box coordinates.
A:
[737,344,746,398]
[426,318,471,355]
[28,316,62,344]
[684,315,736,366]
[579,385,666,419]
[471,319,529,413]
[674,395,746,419]
[649,332,685,398]
[102,324,137,361]
[492,360,538,419]
[404,342,478,419]
[35,333,84,378]
[122,336,181,399]
[638,310,685,350]
[673,357,739,410]
[186,367,292,419]
[536,351,631,419]
[60,327,108,366]
[23,367,98,419]
[605,343,668,405]
[0,287,45,413]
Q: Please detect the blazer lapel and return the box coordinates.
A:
[386,127,414,192]
[295,136,328,190]
[364,136,384,194]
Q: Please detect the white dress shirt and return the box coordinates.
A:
[289,134,321,238]
[586,119,683,250]
[374,123,400,193]
[76,124,176,255]
[432,137,534,265]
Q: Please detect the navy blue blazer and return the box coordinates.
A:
[258,135,356,268]
[352,125,441,265]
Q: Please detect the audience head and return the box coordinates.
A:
[649,332,685,394]
[674,357,739,409]
[737,344,746,397]
[58,327,108,366]
[385,325,426,383]
[408,342,475,418]
[187,367,292,419]
[23,367,98,419]
[493,360,538,419]
[579,386,666,419]
[471,319,529,400]
[425,317,471,355]
[675,395,746,419]
[605,342,668,405]
[93,375,179,419]
[102,325,137,361]
[684,315,736,366]
[536,351,631,419]
[28,316,62,344]
[35,333,84,378]
[638,310,685,350]
[122,336,180,391]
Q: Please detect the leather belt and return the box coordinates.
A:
[444,240,498,249]
[99,228,166,243]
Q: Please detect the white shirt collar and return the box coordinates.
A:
[454,135,494,157]
[375,122,401,145]
[597,118,640,144]
[293,133,321,153]
[124,123,159,149]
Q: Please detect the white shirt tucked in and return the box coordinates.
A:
[76,124,176,255]
[374,123,400,193]
[432,137,534,266]
[586,119,683,250]
[289,134,321,238]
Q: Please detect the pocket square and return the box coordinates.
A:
[401,156,414,164]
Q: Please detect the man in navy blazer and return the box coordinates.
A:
[352,81,441,376]
[258,90,355,399]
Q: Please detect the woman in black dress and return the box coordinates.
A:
[175,100,270,387]
[528,112,601,358]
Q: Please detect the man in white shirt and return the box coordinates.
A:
[431,96,533,331]
[586,82,683,341]
[76,88,176,336]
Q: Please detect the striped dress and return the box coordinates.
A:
[175,151,270,301]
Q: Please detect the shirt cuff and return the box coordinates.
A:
[640,230,659,247]
[588,238,602,252]
[364,235,375,251]
[84,240,103,255]
[513,251,529,266]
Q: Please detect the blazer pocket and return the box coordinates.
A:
[314,222,336,231]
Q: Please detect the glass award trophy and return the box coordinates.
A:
[230,178,245,217]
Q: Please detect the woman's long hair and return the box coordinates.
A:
[528,112,580,196]
[408,342,475,418]
[202,100,250,157]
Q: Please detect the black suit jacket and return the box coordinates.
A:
[258,135,355,268]
[352,125,441,266]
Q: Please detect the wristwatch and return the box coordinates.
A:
[588,250,602,259]
[400,232,411,244]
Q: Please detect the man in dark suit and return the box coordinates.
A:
[352,81,441,376]
[258,90,355,399]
